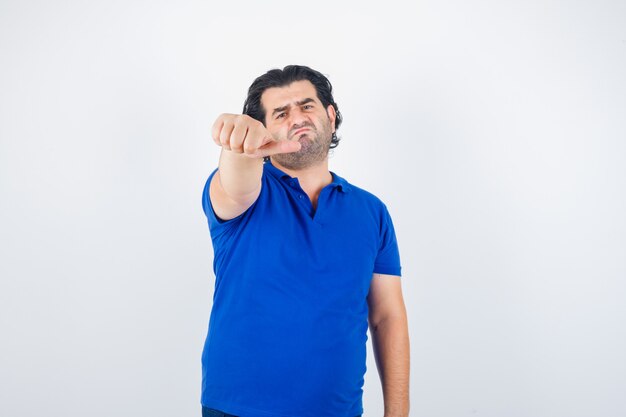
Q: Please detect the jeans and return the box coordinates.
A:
[202,407,238,417]
[202,406,361,417]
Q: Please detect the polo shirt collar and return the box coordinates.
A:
[264,160,352,193]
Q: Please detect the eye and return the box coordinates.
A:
[303,105,313,110]
[276,113,286,119]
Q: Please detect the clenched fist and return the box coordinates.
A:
[211,114,301,158]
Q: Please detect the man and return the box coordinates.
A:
[201,65,409,417]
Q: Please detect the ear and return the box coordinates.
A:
[326,104,337,133]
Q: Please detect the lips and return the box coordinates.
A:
[293,128,311,136]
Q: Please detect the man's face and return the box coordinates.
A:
[261,80,336,170]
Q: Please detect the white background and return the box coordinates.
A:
[1,1,625,416]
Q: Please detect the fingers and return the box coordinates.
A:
[230,122,248,153]
[211,113,302,159]
[211,117,224,147]
[242,126,269,156]
[219,121,235,151]
[213,114,256,153]
[255,140,302,158]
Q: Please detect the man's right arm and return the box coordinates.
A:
[209,114,300,221]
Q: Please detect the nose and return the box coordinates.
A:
[288,107,311,129]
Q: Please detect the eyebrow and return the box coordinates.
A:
[271,98,316,117]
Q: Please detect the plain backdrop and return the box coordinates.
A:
[1,1,625,416]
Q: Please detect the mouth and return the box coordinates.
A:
[292,128,311,137]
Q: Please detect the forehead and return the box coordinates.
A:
[260,80,320,111]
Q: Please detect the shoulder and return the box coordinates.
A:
[343,178,390,212]
[335,175,398,230]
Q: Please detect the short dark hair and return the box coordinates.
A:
[242,65,342,149]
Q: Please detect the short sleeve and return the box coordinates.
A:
[373,204,402,276]
[201,168,248,240]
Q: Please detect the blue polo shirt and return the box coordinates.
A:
[200,160,401,417]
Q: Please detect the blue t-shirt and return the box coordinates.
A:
[201,161,401,417]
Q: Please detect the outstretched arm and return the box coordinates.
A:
[209,113,301,220]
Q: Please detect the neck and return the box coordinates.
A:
[270,158,333,194]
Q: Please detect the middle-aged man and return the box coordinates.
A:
[200,65,410,417]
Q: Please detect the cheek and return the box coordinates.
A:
[271,127,288,140]
[316,116,331,132]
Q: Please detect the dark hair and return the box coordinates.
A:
[242,65,342,149]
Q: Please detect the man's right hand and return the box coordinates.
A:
[208,114,299,221]
[211,113,301,158]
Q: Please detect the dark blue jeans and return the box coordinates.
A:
[202,407,238,417]
[202,406,361,417]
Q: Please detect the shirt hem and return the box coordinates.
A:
[201,398,363,417]
[373,264,402,276]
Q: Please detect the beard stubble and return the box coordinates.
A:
[271,117,333,170]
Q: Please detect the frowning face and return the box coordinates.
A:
[261,80,336,170]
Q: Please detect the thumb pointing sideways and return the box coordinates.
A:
[256,139,302,157]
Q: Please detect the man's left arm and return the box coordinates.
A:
[367,273,410,417]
